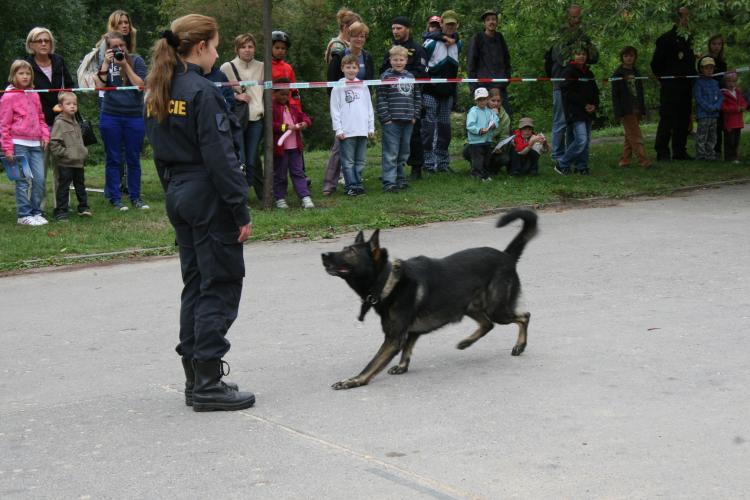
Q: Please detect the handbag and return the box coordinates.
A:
[76,112,98,146]
[2,155,33,181]
[229,62,250,125]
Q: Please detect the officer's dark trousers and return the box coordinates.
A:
[655,81,692,159]
[166,171,244,362]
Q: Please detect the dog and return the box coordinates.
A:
[321,209,538,389]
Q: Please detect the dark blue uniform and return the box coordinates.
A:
[146,63,250,363]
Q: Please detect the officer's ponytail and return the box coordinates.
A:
[146,14,218,122]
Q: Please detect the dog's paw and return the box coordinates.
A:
[388,365,408,375]
[511,343,526,356]
[331,377,364,390]
[456,339,474,350]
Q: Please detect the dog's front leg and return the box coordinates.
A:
[332,337,401,390]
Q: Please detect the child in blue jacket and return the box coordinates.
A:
[694,56,724,160]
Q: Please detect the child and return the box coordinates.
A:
[510,117,549,176]
[694,56,724,160]
[465,87,499,180]
[272,78,313,209]
[611,46,652,168]
[720,72,747,163]
[377,45,421,192]
[49,92,91,220]
[487,88,511,174]
[271,31,301,111]
[0,60,50,226]
[556,47,599,175]
[330,55,375,196]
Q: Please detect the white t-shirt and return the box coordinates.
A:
[329,78,375,138]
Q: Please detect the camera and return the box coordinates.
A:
[112,48,125,62]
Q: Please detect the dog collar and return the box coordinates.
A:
[358,260,402,322]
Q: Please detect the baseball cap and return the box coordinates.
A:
[474,87,489,100]
[518,117,535,129]
[441,10,459,24]
[481,9,499,20]
[700,56,716,67]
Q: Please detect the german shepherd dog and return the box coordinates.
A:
[321,209,538,389]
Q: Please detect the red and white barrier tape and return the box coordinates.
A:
[1,67,747,94]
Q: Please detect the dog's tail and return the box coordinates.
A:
[497,209,538,262]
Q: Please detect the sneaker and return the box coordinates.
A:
[301,196,315,209]
[54,213,69,222]
[345,189,359,197]
[112,201,129,211]
[132,199,150,210]
[32,214,49,225]
[355,187,366,196]
[17,216,41,226]
[553,164,571,176]
[481,176,493,182]
[275,198,289,209]
[398,183,410,190]
[383,185,400,194]
[78,209,93,217]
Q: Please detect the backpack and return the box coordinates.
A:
[77,46,101,89]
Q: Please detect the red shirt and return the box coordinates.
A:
[272,59,301,111]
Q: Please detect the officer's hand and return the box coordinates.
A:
[238,223,252,243]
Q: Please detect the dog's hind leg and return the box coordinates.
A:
[456,313,494,350]
[388,332,421,375]
[332,337,401,390]
[511,312,530,356]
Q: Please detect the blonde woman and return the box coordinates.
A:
[23,27,74,128]
[145,14,255,412]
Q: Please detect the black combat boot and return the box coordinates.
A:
[192,359,255,412]
[181,357,238,407]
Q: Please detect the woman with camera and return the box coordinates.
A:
[95,31,148,211]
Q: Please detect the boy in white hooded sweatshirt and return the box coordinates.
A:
[330,54,375,196]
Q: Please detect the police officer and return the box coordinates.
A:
[144,14,255,412]
[650,6,696,162]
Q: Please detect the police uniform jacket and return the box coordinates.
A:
[146,63,250,227]
[650,26,696,78]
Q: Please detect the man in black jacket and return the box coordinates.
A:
[381,16,428,178]
[467,9,511,114]
[650,6,696,162]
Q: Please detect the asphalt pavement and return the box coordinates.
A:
[1,184,749,499]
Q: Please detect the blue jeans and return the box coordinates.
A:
[100,113,145,204]
[12,144,45,218]
[382,121,413,189]
[339,136,367,191]
[558,121,591,172]
[551,89,574,161]
[240,119,264,187]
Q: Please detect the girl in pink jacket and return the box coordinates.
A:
[720,72,747,163]
[0,60,50,225]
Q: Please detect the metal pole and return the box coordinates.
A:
[262,0,274,209]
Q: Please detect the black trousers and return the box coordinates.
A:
[724,128,741,161]
[54,166,89,215]
[510,149,540,176]
[468,143,492,178]
[166,172,245,362]
[407,118,424,169]
[655,81,692,159]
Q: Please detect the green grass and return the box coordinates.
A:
[1,132,748,271]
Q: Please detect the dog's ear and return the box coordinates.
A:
[354,231,365,244]
[368,229,380,252]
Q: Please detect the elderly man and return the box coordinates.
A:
[467,9,511,114]
[422,10,461,173]
[651,6,696,162]
[381,16,428,179]
[548,4,599,170]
